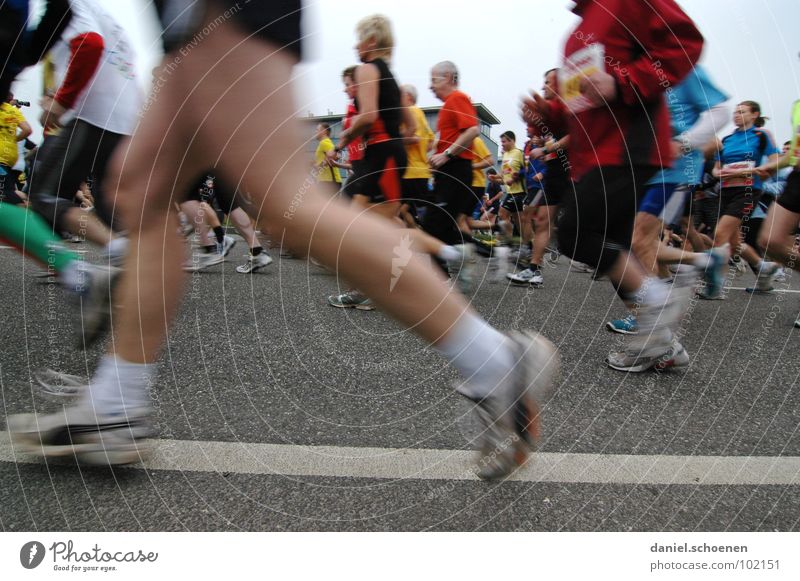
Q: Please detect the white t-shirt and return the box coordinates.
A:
[49,0,143,135]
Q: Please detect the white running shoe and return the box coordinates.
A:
[457,331,559,481]
[7,405,155,465]
[487,246,510,284]
[755,261,779,292]
[507,267,543,286]
[236,253,273,274]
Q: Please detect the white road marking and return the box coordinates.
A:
[1,431,798,485]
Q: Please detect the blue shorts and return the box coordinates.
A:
[639,182,689,225]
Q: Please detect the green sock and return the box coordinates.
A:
[0,203,79,273]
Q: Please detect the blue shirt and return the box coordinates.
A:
[649,65,728,187]
[717,127,780,191]
[522,157,547,192]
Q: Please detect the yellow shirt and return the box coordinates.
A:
[403,106,434,180]
[0,103,24,167]
[502,148,524,195]
[470,137,492,188]
[790,99,800,166]
[315,137,341,183]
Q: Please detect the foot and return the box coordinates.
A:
[754,261,780,292]
[7,405,155,465]
[236,253,273,274]
[74,263,120,348]
[446,244,475,294]
[487,246,510,284]
[458,331,559,481]
[506,267,543,286]
[606,314,639,335]
[327,290,375,311]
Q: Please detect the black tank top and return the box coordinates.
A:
[355,58,401,144]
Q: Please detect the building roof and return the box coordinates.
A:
[303,102,501,126]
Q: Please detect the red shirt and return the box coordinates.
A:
[343,101,364,162]
[436,90,477,160]
[552,0,703,181]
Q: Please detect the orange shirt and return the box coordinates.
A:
[436,90,477,160]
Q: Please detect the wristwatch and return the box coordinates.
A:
[445,148,455,159]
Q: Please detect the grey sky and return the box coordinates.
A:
[14,0,800,146]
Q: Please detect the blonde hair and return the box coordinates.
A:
[356,14,394,60]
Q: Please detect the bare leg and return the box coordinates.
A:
[230,206,260,249]
[61,207,115,246]
[759,204,800,271]
[531,205,557,267]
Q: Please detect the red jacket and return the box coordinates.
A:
[552,0,704,181]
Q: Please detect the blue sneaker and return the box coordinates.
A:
[700,244,729,299]
[606,314,638,335]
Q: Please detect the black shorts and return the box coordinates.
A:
[402,178,431,207]
[359,141,406,204]
[468,186,485,215]
[161,1,303,58]
[541,172,570,207]
[341,159,365,199]
[777,169,800,214]
[720,187,761,220]
[501,193,526,214]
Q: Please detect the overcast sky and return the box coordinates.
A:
[14,0,800,146]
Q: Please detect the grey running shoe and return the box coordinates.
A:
[653,336,690,371]
[218,235,236,257]
[327,290,375,311]
[7,405,155,465]
[569,260,593,274]
[458,331,559,481]
[487,246,510,284]
[236,253,273,273]
[755,261,779,292]
[446,244,475,294]
[507,267,543,286]
[75,263,120,348]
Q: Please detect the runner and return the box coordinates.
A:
[8,5,558,481]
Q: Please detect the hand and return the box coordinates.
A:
[429,152,449,169]
[530,147,546,160]
[325,149,339,166]
[39,96,66,131]
[579,70,617,107]
[520,91,548,124]
[754,166,773,180]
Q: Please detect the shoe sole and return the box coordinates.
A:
[327,301,375,311]
[606,347,673,373]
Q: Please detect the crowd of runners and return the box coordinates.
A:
[0,0,798,481]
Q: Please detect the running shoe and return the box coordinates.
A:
[606,314,638,335]
[218,235,236,257]
[33,369,86,400]
[75,263,120,348]
[457,331,559,481]
[446,244,475,294]
[701,245,728,297]
[236,253,273,274]
[101,237,129,268]
[327,290,375,311]
[795,315,800,329]
[569,260,594,274]
[487,246,510,284]
[754,261,780,292]
[7,405,155,465]
[183,251,224,272]
[607,284,688,372]
[506,267,543,286]
[509,245,532,268]
[653,336,690,371]
[774,267,787,283]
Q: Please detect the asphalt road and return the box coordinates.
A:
[1,235,799,531]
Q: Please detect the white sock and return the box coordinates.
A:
[438,245,462,262]
[80,355,157,416]
[435,312,515,399]
[105,237,128,260]
[691,253,712,269]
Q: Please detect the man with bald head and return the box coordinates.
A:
[425,61,480,289]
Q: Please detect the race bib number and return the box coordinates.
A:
[721,161,755,189]
[560,43,605,114]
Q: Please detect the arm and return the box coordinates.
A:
[430,125,480,169]
[472,154,494,172]
[338,64,379,146]
[40,31,105,129]
[16,119,32,142]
